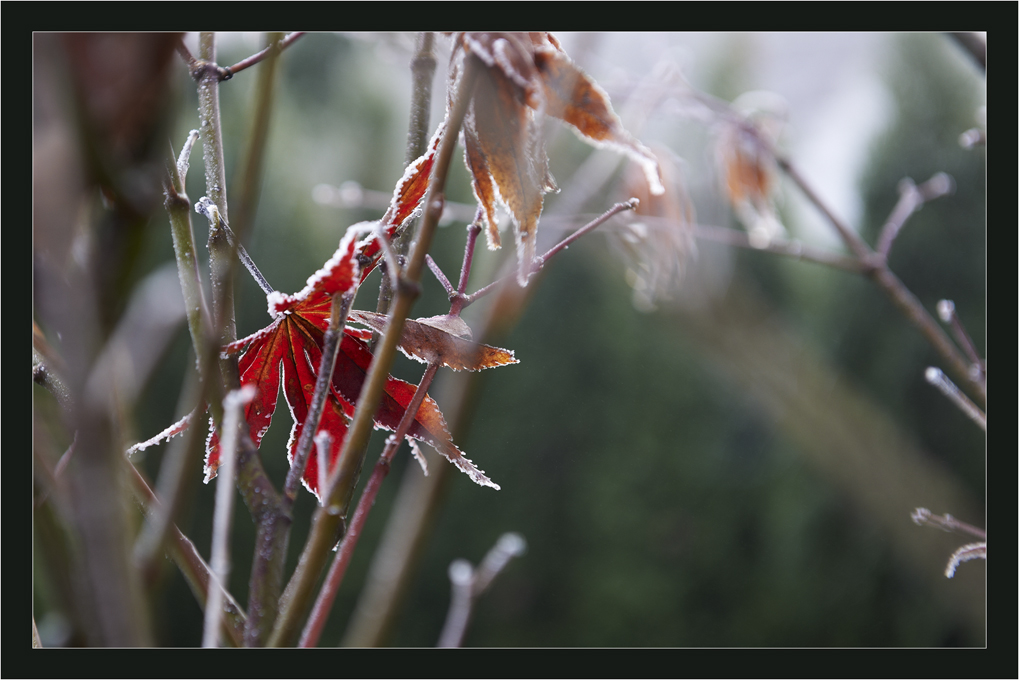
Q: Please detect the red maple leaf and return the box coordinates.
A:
[204,229,361,497]
[206,219,498,497]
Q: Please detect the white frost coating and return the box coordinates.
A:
[408,439,429,476]
[203,417,218,483]
[176,129,200,181]
[448,559,474,586]
[127,410,195,456]
[268,225,363,317]
[195,196,221,224]
[492,37,532,91]
[463,34,497,67]
[936,299,955,323]
[944,542,986,578]
[266,290,289,319]
[431,440,500,490]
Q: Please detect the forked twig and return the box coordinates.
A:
[437,533,527,647]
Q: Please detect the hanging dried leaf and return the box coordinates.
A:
[717,91,787,247]
[449,32,663,286]
[613,146,695,310]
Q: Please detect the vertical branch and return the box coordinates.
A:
[165,130,211,359]
[268,55,481,648]
[198,32,239,385]
[192,32,291,647]
[436,533,526,647]
[374,32,437,343]
[231,32,283,247]
[202,387,254,647]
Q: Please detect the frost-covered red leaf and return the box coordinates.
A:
[205,229,362,498]
[206,222,498,495]
[349,310,519,372]
[450,32,663,286]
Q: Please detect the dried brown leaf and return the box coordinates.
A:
[451,32,663,286]
[349,310,519,372]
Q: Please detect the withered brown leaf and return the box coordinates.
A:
[451,32,663,287]
[349,310,519,372]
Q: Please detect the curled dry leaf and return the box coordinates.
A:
[716,91,787,247]
[613,146,696,310]
[450,32,664,286]
[349,310,519,372]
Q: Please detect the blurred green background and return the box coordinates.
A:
[33,32,986,647]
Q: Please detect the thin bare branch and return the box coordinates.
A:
[437,533,526,647]
[690,222,867,274]
[876,173,954,260]
[203,386,256,647]
[126,461,246,646]
[911,507,986,541]
[299,361,441,648]
[457,220,484,296]
[427,255,456,297]
[463,199,638,309]
[222,32,305,79]
[936,300,985,378]
[771,149,984,408]
[924,367,986,431]
[282,290,356,507]
[944,542,986,579]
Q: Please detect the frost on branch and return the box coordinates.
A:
[127,409,196,456]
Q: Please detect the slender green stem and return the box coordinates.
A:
[267,55,481,648]
[164,134,212,370]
